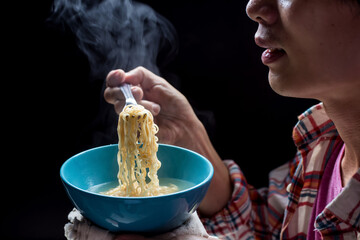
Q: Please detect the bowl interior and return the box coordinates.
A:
[61,144,213,195]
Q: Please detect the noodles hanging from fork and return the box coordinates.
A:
[103,104,177,197]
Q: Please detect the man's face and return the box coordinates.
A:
[246,0,360,102]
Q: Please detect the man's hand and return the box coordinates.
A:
[105,67,232,217]
[105,67,199,149]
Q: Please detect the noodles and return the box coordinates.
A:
[102,104,178,197]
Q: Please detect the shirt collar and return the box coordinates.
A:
[294,103,360,233]
[316,168,360,233]
[292,102,339,148]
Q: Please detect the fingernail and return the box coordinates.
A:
[152,104,160,115]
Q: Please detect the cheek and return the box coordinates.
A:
[269,46,359,99]
[267,41,335,99]
[268,0,360,99]
[274,7,357,98]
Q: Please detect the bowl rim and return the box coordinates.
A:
[60,143,214,200]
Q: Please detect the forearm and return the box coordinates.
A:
[183,119,232,217]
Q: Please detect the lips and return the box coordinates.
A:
[255,35,286,65]
[261,48,286,65]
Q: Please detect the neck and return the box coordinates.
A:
[322,97,360,186]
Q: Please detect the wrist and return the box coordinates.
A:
[180,119,232,217]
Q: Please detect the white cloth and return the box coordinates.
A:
[64,208,218,240]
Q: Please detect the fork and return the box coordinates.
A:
[119,83,137,106]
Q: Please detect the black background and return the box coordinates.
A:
[4,0,317,239]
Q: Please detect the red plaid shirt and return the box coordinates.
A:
[201,103,360,239]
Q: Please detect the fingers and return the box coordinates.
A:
[125,66,169,92]
[131,86,144,102]
[105,69,141,113]
[139,99,161,116]
[104,85,124,105]
[104,84,160,115]
[104,83,142,104]
[131,86,160,116]
[105,67,168,115]
[106,69,126,88]
[125,67,154,87]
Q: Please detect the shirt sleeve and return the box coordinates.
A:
[200,159,298,239]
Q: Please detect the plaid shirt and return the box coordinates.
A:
[201,103,360,239]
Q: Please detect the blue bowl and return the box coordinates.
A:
[60,144,213,233]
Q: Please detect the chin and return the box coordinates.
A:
[268,71,307,98]
[268,71,289,96]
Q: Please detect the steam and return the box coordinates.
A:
[50,0,178,78]
[48,0,178,147]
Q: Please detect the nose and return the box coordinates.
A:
[246,0,278,26]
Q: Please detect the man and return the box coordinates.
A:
[105,0,360,238]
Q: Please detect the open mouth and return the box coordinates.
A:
[261,48,286,65]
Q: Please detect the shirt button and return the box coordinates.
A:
[286,183,292,193]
